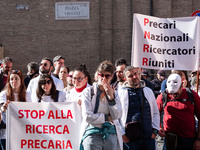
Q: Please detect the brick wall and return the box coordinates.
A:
[0,0,198,77]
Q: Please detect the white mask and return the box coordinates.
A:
[166,74,181,94]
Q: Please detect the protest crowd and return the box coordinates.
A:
[0,55,199,150]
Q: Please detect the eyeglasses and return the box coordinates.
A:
[98,73,112,79]
[72,77,85,82]
[9,70,20,74]
[40,63,48,67]
[68,75,73,78]
[116,71,123,74]
[40,80,52,85]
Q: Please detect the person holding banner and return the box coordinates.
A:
[36,74,66,102]
[0,70,31,150]
[157,74,200,150]
[80,60,122,150]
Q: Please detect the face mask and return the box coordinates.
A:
[167,74,181,94]
[98,79,103,86]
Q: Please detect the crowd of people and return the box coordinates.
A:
[0,56,199,150]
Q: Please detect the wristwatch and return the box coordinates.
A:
[152,129,159,136]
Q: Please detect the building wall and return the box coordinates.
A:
[0,0,199,76]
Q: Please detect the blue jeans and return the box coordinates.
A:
[0,139,6,150]
[163,137,195,150]
[123,138,155,150]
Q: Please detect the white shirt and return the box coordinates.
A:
[39,91,66,102]
[27,74,64,102]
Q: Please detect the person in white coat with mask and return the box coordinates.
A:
[80,60,122,150]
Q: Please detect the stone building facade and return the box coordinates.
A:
[0,0,199,76]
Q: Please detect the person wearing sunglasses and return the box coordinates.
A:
[66,64,92,106]
[0,70,31,150]
[80,60,122,150]
[36,74,66,102]
[27,57,64,102]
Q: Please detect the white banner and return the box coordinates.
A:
[131,13,200,70]
[7,102,82,150]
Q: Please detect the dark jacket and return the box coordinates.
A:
[151,78,162,98]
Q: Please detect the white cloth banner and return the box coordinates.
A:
[132,13,200,70]
[7,102,82,150]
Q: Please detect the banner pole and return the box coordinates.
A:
[197,71,199,93]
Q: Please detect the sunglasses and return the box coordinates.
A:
[68,75,73,78]
[98,73,112,79]
[40,63,48,67]
[9,70,20,74]
[40,80,52,85]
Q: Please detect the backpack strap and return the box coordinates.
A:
[162,90,168,109]
[94,86,103,114]
[162,88,194,108]
[55,90,59,102]
[186,88,194,105]
[89,85,100,114]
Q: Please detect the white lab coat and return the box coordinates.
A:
[80,84,123,150]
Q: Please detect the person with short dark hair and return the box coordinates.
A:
[52,55,65,78]
[141,70,149,80]
[0,57,13,92]
[64,70,74,92]
[141,69,154,92]
[151,70,166,98]
[24,62,39,88]
[113,58,128,91]
[118,66,159,150]
[115,58,128,67]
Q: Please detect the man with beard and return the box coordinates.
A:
[118,66,160,150]
[113,58,128,91]
[52,55,65,78]
[24,62,39,88]
[0,57,13,92]
[27,57,64,102]
[64,70,74,92]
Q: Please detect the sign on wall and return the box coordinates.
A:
[55,2,90,20]
[7,102,82,150]
[131,13,200,70]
